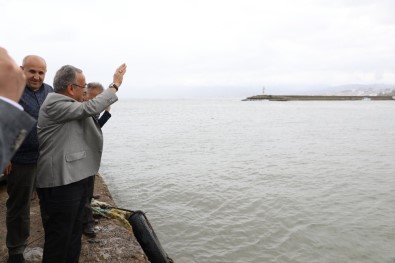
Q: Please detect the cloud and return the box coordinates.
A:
[1,0,394,98]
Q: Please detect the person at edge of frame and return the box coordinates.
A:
[0,46,34,172]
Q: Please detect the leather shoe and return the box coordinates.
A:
[8,254,25,263]
[83,223,96,238]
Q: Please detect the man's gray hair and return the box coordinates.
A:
[53,65,82,93]
[87,82,104,92]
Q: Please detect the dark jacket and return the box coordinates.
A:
[98,111,111,128]
[12,83,53,164]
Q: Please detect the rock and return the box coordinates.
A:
[24,247,43,261]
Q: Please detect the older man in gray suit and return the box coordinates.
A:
[36,63,127,263]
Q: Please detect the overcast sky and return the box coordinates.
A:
[1,0,395,98]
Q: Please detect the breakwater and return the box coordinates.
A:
[243,95,395,101]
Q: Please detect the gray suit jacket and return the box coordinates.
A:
[36,89,118,188]
[0,99,35,171]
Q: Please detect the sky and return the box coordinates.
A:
[1,0,395,98]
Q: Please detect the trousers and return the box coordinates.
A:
[37,177,89,263]
[6,163,37,255]
[82,175,95,226]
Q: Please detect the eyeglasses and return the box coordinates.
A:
[72,83,87,89]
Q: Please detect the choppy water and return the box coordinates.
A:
[100,99,395,263]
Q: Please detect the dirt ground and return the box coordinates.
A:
[0,174,149,263]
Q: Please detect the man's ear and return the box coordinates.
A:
[66,84,74,96]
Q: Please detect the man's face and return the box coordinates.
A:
[72,73,87,102]
[22,57,47,91]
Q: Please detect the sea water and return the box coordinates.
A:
[100,99,395,263]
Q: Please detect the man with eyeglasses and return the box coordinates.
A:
[36,63,126,262]
[81,82,112,239]
[3,55,53,263]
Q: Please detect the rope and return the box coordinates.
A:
[91,207,132,231]
[91,200,175,263]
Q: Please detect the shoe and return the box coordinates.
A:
[83,223,96,238]
[8,254,25,263]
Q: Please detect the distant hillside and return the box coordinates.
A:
[307,84,395,96]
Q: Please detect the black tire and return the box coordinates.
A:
[127,211,170,263]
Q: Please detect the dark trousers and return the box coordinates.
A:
[6,163,37,256]
[37,177,89,263]
[82,175,95,226]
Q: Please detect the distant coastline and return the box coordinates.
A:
[242,95,395,101]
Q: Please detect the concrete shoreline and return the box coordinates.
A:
[0,175,149,263]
